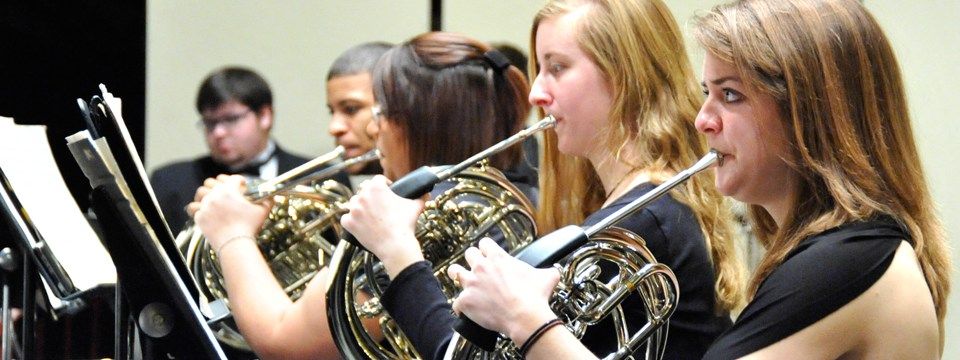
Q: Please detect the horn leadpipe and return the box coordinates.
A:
[388,115,556,199]
[342,116,556,250]
[246,146,360,201]
[286,149,381,189]
[583,149,722,237]
[454,149,722,351]
[435,116,556,181]
[254,149,380,200]
[516,149,722,267]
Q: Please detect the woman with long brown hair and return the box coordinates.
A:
[693,0,949,358]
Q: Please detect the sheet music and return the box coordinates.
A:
[85,85,203,302]
[66,130,148,225]
[97,85,169,227]
[0,121,117,293]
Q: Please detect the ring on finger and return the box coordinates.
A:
[451,270,463,288]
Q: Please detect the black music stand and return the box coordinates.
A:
[0,170,39,360]
[72,89,226,359]
[81,94,198,299]
[89,183,224,359]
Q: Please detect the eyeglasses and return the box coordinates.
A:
[197,109,253,132]
[371,105,383,125]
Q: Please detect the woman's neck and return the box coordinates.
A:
[590,151,650,207]
[762,189,797,228]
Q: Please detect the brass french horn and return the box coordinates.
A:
[326,118,555,359]
[450,151,722,360]
[178,146,381,352]
[450,227,679,359]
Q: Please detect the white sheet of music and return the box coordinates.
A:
[0,118,117,294]
[66,130,149,226]
[97,85,170,228]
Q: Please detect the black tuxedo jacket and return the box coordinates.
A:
[149,146,350,234]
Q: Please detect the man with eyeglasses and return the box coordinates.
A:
[149,66,349,235]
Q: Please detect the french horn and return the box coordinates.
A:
[450,150,723,360]
[450,227,678,359]
[178,146,380,352]
[327,117,556,359]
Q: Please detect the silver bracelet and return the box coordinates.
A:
[216,234,256,255]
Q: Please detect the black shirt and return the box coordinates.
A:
[382,182,729,359]
[702,217,907,359]
[578,183,730,359]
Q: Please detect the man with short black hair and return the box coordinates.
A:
[150,66,347,234]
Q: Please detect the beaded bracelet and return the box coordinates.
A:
[216,234,255,255]
[518,318,563,358]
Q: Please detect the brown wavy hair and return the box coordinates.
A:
[693,0,951,336]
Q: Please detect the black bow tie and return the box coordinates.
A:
[234,163,263,176]
[220,149,276,177]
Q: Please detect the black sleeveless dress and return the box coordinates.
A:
[702,217,908,359]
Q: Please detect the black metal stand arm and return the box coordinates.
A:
[89,183,225,360]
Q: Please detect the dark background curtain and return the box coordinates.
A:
[0,0,146,211]
[0,1,145,357]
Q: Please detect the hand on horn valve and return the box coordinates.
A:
[448,237,561,346]
[341,175,426,279]
[192,174,271,252]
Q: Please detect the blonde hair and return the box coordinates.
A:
[531,0,746,312]
[693,0,950,332]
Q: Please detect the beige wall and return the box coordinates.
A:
[145,1,429,170]
[866,1,960,357]
[443,2,545,57]
[146,0,959,354]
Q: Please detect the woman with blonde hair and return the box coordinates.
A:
[348,0,745,358]
[455,0,951,358]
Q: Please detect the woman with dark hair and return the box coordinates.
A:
[339,30,538,357]
[190,31,535,360]
[367,32,531,182]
